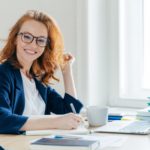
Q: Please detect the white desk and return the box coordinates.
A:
[0,133,150,150]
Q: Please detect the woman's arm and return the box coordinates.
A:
[20,113,81,131]
[61,53,77,99]
[45,53,83,114]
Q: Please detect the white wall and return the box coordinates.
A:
[0,0,110,107]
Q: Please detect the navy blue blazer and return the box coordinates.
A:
[0,62,83,134]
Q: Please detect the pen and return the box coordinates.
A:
[70,103,86,126]
[70,103,77,114]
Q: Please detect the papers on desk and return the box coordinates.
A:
[24,125,89,136]
[137,107,150,117]
[94,135,127,149]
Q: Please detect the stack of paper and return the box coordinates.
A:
[24,125,89,136]
[136,107,150,121]
[137,108,150,117]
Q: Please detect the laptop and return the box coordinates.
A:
[92,120,150,135]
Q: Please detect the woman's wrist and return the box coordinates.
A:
[61,64,72,76]
[47,115,62,129]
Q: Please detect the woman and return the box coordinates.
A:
[0,10,83,134]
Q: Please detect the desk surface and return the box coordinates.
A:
[0,133,150,150]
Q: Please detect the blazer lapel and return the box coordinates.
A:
[13,69,25,114]
[13,69,24,90]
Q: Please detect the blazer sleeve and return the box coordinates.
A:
[45,86,83,114]
[0,66,28,134]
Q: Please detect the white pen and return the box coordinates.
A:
[70,103,77,114]
[70,103,86,126]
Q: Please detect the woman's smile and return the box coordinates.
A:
[24,48,37,55]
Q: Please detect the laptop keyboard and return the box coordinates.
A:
[120,121,150,133]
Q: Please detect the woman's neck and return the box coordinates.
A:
[21,69,32,80]
[19,59,33,79]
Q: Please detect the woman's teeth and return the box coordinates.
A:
[24,49,37,54]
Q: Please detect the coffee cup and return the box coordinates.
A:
[86,106,108,127]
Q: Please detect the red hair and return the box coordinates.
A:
[0,10,64,85]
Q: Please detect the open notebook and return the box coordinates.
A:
[24,125,89,136]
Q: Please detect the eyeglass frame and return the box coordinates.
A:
[17,32,50,48]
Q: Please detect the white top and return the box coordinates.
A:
[21,71,46,116]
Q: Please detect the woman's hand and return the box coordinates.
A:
[60,53,75,74]
[54,113,82,130]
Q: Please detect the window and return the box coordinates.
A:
[109,0,149,108]
[143,0,150,89]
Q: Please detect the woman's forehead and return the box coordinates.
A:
[19,20,48,37]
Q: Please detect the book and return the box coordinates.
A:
[24,125,89,136]
[108,112,125,117]
[137,107,150,117]
[136,115,150,121]
[30,137,100,150]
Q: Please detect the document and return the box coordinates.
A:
[24,125,89,136]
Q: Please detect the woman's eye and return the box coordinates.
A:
[38,38,46,43]
[24,34,32,40]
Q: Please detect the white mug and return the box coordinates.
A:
[87,106,108,127]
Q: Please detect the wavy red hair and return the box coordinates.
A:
[0,10,64,85]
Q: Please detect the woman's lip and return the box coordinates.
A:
[24,49,37,55]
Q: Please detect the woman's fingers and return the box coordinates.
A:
[54,113,84,130]
[63,53,75,64]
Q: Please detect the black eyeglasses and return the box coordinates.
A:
[17,32,49,47]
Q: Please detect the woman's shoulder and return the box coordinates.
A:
[0,61,14,73]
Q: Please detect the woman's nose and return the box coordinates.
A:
[29,38,38,48]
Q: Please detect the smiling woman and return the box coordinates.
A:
[16,20,49,74]
[0,10,83,134]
